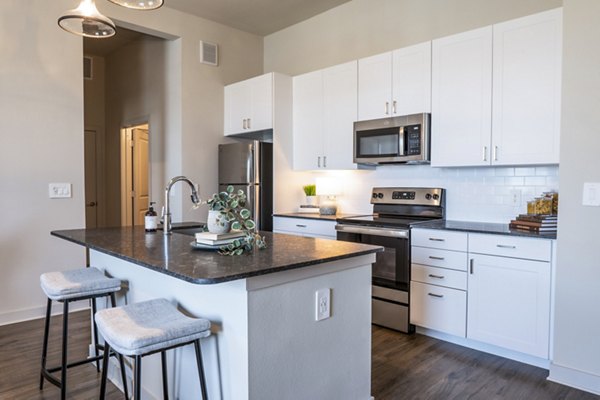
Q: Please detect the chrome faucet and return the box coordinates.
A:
[163,176,201,235]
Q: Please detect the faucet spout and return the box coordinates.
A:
[163,176,200,235]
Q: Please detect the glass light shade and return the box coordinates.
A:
[107,0,164,10]
[58,0,116,38]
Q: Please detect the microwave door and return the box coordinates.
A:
[398,126,405,156]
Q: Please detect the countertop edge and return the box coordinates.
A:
[411,220,557,240]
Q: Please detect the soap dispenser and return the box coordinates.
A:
[145,202,159,232]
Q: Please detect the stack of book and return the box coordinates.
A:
[195,230,245,246]
[509,214,557,233]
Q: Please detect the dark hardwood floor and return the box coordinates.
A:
[0,311,598,399]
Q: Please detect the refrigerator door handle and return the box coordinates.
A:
[253,141,260,184]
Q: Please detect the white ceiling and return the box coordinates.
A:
[164,0,352,36]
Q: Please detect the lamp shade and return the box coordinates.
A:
[58,0,116,38]
[107,0,164,10]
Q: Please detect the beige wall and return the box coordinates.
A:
[265,0,562,76]
[550,0,600,393]
[0,1,263,324]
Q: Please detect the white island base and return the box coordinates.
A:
[91,249,374,400]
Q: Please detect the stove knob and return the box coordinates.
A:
[425,193,432,200]
[372,193,378,199]
[377,193,384,199]
[432,194,440,200]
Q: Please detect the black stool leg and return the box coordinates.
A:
[99,342,111,399]
[39,298,52,390]
[91,297,100,373]
[194,340,208,399]
[134,355,142,400]
[109,293,129,400]
[60,300,69,400]
[161,351,169,400]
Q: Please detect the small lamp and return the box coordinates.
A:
[316,177,341,216]
[107,0,164,10]
[58,0,116,38]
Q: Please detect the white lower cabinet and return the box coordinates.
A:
[411,279,467,337]
[272,216,336,239]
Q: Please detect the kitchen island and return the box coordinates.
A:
[52,227,380,400]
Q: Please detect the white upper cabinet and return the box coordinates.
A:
[491,8,562,165]
[431,8,562,167]
[293,61,358,170]
[224,73,273,136]
[431,26,493,167]
[358,42,431,121]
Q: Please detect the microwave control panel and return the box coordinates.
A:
[405,124,421,156]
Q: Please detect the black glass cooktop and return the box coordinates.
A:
[337,214,439,228]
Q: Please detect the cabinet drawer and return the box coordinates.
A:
[411,228,467,251]
[411,246,468,271]
[272,216,336,238]
[468,233,552,261]
[411,264,467,290]
[410,281,466,337]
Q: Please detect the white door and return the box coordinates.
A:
[84,130,98,228]
[323,61,358,170]
[467,254,551,358]
[431,26,493,167]
[224,80,250,135]
[293,69,324,170]
[132,128,149,225]
[249,73,273,132]
[358,52,393,121]
[392,41,432,115]
[491,8,562,165]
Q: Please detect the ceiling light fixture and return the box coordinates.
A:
[106,0,164,11]
[58,0,116,38]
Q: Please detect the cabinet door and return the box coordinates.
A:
[491,8,562,165]
[224,80,250,136]
[467,254,551,358]
[293,70,324,170]
[249,73,273,132]
[323,61,358,170]
[392,42,432,115]
[410,281,466,337]
[358,52,393,121]
[431,26,493,167]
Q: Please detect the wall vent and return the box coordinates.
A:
[199,41,218,66]
[83,57,93,80]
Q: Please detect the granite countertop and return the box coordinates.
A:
[273,212,362,221]
[51,227,382,284]
[413,219,557,240]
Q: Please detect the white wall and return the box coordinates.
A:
[0,1,263,324]
[549,0,600,394]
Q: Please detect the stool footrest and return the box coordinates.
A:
[42,350,121,388]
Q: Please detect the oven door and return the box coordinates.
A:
[335,224,409,289]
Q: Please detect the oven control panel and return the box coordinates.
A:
[371,187,444,206]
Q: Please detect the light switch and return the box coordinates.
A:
[582,182,600,206]
[49,183,72,199]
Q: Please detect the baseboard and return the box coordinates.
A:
[548,363,600,395]
[416,327,550,369]
[0,302,89,326]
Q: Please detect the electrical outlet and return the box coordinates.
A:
[315,288,331,321]
[509,189,521,206]
[49,183,72,198]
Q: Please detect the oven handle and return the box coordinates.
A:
[335,224,409,239]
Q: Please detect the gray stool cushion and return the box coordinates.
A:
[95,298,211,356]
[40,267,122,301]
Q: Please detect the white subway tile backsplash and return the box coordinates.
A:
[524,176,547,186]
[535,166,559,176]
[515,167,536,176]
[494,167,515,176]
[484,176,505,185]
[505,177,525,186]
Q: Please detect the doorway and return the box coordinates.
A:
[84,129,99,228]
[120,124,150,226]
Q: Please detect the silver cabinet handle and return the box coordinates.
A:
[493,145,498,161]
[483,146,488,161]
[247,118,251,129]
[317,156,321,168]
[385,102,389,115]
[428,293,444,298]
[296,224,307,228]
[429,256,445,260]
[470,259,474,274]
[392,100,397,114]
[429,238,445,242]
[243,119,247,129]
[497,244,516,249]
[323,155,327,168]
[428,274,445,279]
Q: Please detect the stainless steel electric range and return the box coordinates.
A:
[336,187,445,333]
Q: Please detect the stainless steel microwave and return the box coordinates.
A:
[353,113,430,165]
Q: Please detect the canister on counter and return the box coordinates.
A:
[527,200,536,214]
[544,191,559,215]
[536,196,553,215]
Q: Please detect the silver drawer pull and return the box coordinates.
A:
[296,224,307,228]
[496,244,516,249]
[428,293,444,298]
[429,256,445,260]
[429,238,445,242]
[428,274,445,279]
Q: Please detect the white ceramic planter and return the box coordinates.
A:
[305,196,318,206]
[207,210,231,234]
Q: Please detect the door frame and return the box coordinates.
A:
[84,125,106,227]
[120,121,151,226]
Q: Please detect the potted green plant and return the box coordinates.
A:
[303,184,317,206]
[206,186,267,256]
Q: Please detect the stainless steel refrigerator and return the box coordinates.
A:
[218,141,273,231]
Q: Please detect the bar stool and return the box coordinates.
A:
[96,298,211,400]
[39,267,129,400]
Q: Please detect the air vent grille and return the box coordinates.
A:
[83,57,93,80]
[199,41,218,66]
